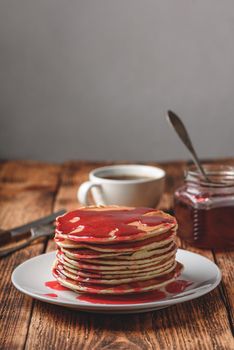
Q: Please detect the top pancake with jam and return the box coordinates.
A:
[55,205,176,244]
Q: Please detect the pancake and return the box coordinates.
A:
[60,241,176,261]
[55,261,177,285]
[52,205,182,295]
[52,261,183,294]
[55,229,176,251]
[56,250,176,274]
[55,206,177,243]
[57,249,176,270]
[61,257,176,278]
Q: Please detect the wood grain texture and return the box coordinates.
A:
[0,160,61,350]
[23,160,234,350]
[213,250,234,335]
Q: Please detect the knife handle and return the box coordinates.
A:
[0,229,11,245]
[0,209,66,245]
[0,229,29,245]
[0,235,38,258]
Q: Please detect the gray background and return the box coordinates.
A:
[1,0,234,162]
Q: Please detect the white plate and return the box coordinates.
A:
[12,249,221,314]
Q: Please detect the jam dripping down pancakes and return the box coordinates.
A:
[52,206,183,295]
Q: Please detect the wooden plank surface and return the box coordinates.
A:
[0,161,61,350]
[0,159,233,350]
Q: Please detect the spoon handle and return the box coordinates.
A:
[167,110,210,182]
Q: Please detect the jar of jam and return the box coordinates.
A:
[174,164,234,249]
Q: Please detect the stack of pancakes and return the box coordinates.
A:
[53,206,183,295]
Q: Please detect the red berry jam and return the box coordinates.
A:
[174,165,234,249]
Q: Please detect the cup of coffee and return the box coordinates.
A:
[77,164,165,207]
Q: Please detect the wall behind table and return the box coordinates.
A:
[1,0,234,162]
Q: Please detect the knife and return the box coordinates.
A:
[0,223,56,257]
[0,209,66,244]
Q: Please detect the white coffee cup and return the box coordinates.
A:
[77,164,165,207]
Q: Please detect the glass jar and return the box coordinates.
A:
[174,164,234,249]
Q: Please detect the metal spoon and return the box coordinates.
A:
[166,110,211,183]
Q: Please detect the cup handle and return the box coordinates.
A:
[77,181,101,205]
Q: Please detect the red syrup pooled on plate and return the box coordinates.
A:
[43,293,58,298]
[77,289,166,304]
[56,207,175,241]
[45,280,69,291]
[165,280,192,293]
[77,280,192,305]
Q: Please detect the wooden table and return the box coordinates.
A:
[0,159,233,350]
